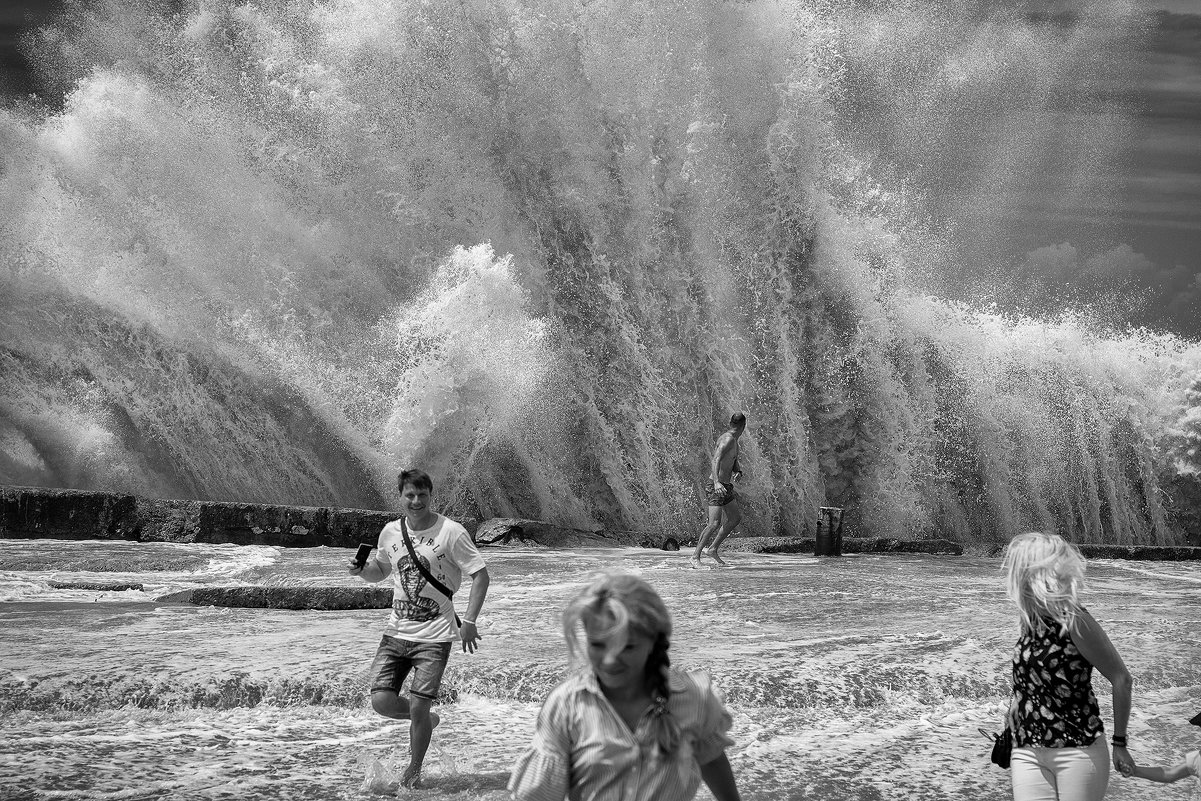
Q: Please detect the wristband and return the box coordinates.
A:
[1111,735,1127,748]
[461,619,477,626]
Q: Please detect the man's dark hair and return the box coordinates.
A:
[398,469,434,494]
[730,412,747,429]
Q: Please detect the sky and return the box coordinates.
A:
[978,3,1201,334]
[1,0,1199,335]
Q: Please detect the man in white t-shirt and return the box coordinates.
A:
[350,468,490,789]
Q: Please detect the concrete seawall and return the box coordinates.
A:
[5,485,1201,563]
[0,485,394,548]
[9,485,1201,611]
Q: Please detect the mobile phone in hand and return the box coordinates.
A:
[354,543,374,568]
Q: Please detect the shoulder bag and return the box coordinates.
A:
[979,727,1013,769]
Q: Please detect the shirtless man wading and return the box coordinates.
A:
[690,412,746,568]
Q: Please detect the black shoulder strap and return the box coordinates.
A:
[400,517,461,626]
[400,517,454,599]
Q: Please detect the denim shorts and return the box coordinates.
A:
[369,636,453,701]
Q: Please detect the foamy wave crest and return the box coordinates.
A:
[3,655,1193,714]
[190,545,282,579]
[0,671,368,714]
[0,663,1002,714]
[447,661,1010,710]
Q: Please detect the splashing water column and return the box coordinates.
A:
[0,0,1198,542]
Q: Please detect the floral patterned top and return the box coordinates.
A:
[1011,614,1104,748]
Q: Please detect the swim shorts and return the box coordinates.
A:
[704,480,737,507]
[369,636,453,701]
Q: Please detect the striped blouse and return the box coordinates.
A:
[508,668,734,801]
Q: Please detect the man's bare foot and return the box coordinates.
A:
[703,547,728,566]
[400,765,423,789]
[687,556,712,570]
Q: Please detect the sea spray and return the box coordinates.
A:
[382,244,548,513]
[0,0,1197,542]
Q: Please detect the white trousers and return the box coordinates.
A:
[1011,740,1110,801]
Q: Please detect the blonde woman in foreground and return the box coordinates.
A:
[508,571,742,801]
[1003,532,1135,801]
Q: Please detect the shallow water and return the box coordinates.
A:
[1,540,1198,800]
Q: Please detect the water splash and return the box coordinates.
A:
[382,244,549,509]
[1,0,1197,542]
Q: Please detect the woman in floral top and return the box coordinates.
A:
[1002,532,1135,801]
[508,571,741,801]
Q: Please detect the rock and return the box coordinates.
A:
[48,580,144,591]
[719,536,816,554]
[1077,544,1201,561]
[0,555,210,572]
[844,537,964,555]
[985,543,1201,560]
[477,522,679,550]
[1,485,393,549]
[601,530,681,549]
[134,497,393,547]
[715,536,964,555]
[475,518,618,548]
[0,486,140,540]
[155,586,393,610]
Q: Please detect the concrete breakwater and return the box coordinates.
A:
[0,485,958,553]
[8,485,1201,612]
[0,486,654,549]
[5,485,1200,563]
[0,485,392,548]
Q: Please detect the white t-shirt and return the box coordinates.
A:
[370,514,486,642]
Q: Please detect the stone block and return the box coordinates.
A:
[475,518,615,548]
[0,485,139,540]
[156,585,393,610]
[48,580,144,591]
[1077,544,1201,561]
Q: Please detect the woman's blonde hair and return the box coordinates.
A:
[1001,531,1087,634]
[562,571,679,754]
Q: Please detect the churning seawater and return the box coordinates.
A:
[1,540,1198,800]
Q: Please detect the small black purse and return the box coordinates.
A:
[979,727,1013,769]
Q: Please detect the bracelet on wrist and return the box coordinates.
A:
[1111,735,1127,747]
[461,619,477,626]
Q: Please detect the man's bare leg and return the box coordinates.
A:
[704,501,742,566]
[401,696,437,787]
[690,506,723,568]
[370,691,440,787]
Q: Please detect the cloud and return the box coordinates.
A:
[1014,241,1201,334]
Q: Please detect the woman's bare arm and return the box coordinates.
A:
[1070,607,1133,771]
